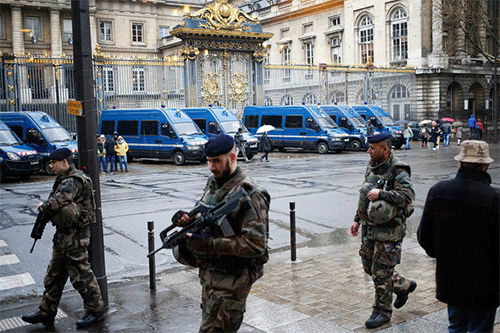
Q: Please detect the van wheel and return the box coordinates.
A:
[44,161,55,175]
[173,151,186,166]
[317,142,328,154]
[351,140,362,152]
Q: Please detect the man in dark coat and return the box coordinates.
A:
[104,134,116,174]
[417,140,499,332]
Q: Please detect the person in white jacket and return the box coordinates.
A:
[403,124,413,150]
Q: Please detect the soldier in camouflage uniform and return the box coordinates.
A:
[350,134,417,329]
[173,134,270,333]
[22,148,105,328]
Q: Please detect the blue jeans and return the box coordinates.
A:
[105,155,115,173]
[448,304,496,332]
[118,155,128,171]
[405,137,411,149]
[98,156,105,171]
[444,133,451,146]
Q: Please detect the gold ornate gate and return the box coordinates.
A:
[171,0,272,115]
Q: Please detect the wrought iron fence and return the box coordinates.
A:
[0,54,417,133]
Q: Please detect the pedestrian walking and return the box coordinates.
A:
[468,114,476,140]
[260,131,271,162]
[417,140,499,333]
[476,118,484,140]
[114,136,129,172]
[366,120,375,146]
[430,122,441,150]
[403,123,413,149]
[21,148,105,328]
[171,134,270,333]
[113,131,119,171]
[455,125,463,146]
[234,127,249,162]
[97,134,105,172]
[442,121,452,147]
[350,133,417,329]
[420,124,430,148]
[104,134,115,174]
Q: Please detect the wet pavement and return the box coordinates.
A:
[1,141,500,332]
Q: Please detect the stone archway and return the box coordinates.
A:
[446,82,464,120]
[468,82,485,121]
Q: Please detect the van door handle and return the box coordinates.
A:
[300,132,306,135]
[155,139,162,143]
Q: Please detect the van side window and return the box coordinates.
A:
[339,117,348,128]
[142,120,159,136]
[370,116,383,129]
[305,118,319,131]
[208,121,221,135]
[285,115,303,128]
[118,120,139,135]
[329,115,336,123]
[161,123,177,139]
[245,115,259,129]
[101,121,115,135]
[26,128,46,145]
[194,119,206,134]
[261,115,282,129]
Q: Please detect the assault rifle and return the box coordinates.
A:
[30,210,50,253]
[147,188,247,258]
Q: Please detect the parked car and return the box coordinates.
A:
[0,119,40,182]
[396,120,422,141]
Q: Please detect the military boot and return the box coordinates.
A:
[394,281,417,309]
[21,311,54,326]
[76,309,106,328]
[365,311,390,328]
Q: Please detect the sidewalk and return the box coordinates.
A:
[1,230,499,332]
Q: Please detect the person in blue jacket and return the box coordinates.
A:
[467,114,476,140]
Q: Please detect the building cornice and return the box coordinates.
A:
[261,0,344,25]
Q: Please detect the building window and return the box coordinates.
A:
[264,54,271,83]
[63,19,72,41]
[132,23,144,43]
[303,22,313,34]
[331,91,345,103]
[100,21,112,41]
[26,17,41,38]
[303,93,317,104]
[264,97,273,105]
[159,25,170,38]
[103,66,114,92]
[282,45,291,79]
[359,15,374,64]
[391,84,409,99]
[305,42,314,65]
[329,16,340,28]
[391,8,408,61]
[132,67,145,92]
[331,37,341,64]
[0,13,3,37]
[281,95,293,105]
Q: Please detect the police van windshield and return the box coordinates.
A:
[379,116,397,126]
[172,122,203,136]
[0,129,23,145]
[41,127,72,142]
[317,117,338,129]
[221,121,243,134]
[351,117,367,127]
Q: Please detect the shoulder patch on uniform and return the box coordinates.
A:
[59,178,80,193]
[395,171,412,188]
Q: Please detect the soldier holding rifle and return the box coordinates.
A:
[172,134,270,333]
[22,148,105,328]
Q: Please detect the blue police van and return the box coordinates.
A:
[0,119,40,182]
[243,105,348,154]
[349,105,404,149]
[182,107,259,160]
[99,108,208,165]
[312,105,368,151]
[0,111,78,174]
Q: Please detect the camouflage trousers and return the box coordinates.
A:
[360,238,411,317]
[39,247,104,317]
[198,268,252,333]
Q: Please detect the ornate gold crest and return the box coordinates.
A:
[253,47,267,62]
[230,73,247,103]
[203,73,220,105]
[178,45,200,60]
[187,0,259,31]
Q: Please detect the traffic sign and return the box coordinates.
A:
[67,100,82,116]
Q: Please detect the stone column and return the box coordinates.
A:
[12,7,24,55]
[50,10,62,57]
[428,0,445,67]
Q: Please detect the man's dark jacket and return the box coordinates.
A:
[417,166,499,309]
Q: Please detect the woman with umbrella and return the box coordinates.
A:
[419,124,430,148]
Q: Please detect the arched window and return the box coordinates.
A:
[303,93,317,104]
[331,91,345,104]
[281,95,293,105]
[264,97,273,106]
[359,15,374,64]
[391,8,408,61]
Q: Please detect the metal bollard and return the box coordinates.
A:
[290,202,296,261]
[148,221,156,290]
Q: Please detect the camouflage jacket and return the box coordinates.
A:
[355,154,415,242]
[186,167,270,275]
[40,164,96,250]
